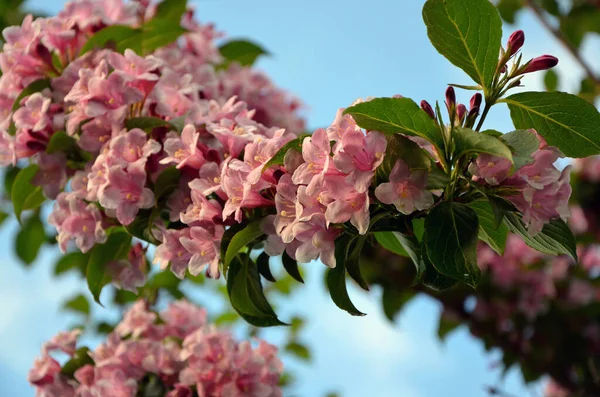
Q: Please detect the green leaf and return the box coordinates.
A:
[148,270,184,299]
[499,129,539,170]
[427,165,451,189]
[46,131,77,154]
[453,127,513,162]
[223,220,264,276]
[219,39,269,66]
[503,91,600,157]
[4,165,21,199]
[467,200,508,255]
[153,166,180,202]
[560,5,600,48]
[61,347,94,378]
[496,0,523,24]
[79,25,141,55]
[54,252,89,276]
[381,287,414,322]
[346,236,369,291]
[87,230,132,304]
[437,312,461,342]
[378,134,431,181]
[256,252,276,282]
[226,255,286,327]
[0,211,9,227]
[15,212,45,265]
[422,0,502,92]
[422,247,459,290]
[282,251,304,283]
[284,342,311,361]
[152,0,187,22]
[261,136,305,173]
[11,165,46,223]
[544,69,559,92]
[125,117,176,132]
[326,235,366,316]
[63,294,91,317]
[124,208,161,245]
[425,202,480,288]
[374,232,409,257]
[344,97,444,151]
[11,78,51,113]
[214,311,239,326]
[504,213,577,260]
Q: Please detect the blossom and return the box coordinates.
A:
[154,228,193,279]
[469,153,512,185]
[107,128,161,168]
[160,125,206,169]
[13,92,52,132]
[179,225,224,277]
[292,128,334,195]
[375,159,433,215]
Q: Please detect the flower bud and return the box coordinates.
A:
[507,30,525,57]
[469,93,482,111]
[445,86,456,110]
[456,104,467,126]
[420,100,435,120]
[522,55,558,74]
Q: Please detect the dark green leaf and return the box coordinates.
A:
[326,235,365,316]
[125,117,176,132]
[374,232,409,257]
[423,0,502,92]
[11,78,51,112]
[261,136,305,173]
[560,5,600,48]
[4,165,21,199]
[256,252,276,282]
[425,202,480,288]
[284,342,311,361]
[54,252,89,276]
[219,39,269,66]
[378,134,431,181]
[427,165,451,189]
[15,212,45,265]
[148,270,184,299]
[504,213,577,260]
[226,255,286,327]
[0,211,9,227]
[79,25,141,55]
[63,294,90,317]
[499,129,539,170]
[11,165,46,223]
[282,251,304,283]
[544,69,558,92]
[422,247,459,290]
[46,131,77,154]
[503,91,600,157]
[344,97,444,151]
[467,200,508,255]
[87,230,132,304]
[153,166,180,202]
[346,235,368,291]
[152,0,187,22]
[61,347,94,378]
[541,0,559,16]
[223,220,264,276]
[453,127,513,162]
[496,0,524,24]
[437,311,461,342]
[124,208,161,245]
[381,287,414,322]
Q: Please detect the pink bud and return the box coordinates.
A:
[507,30,525,57]
[523,55,558,74]
[456,104,467,125]
[445,87,456,110]
[469,93,482,110]
[420,100,435,120]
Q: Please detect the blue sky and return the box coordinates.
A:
[1,0,597,396]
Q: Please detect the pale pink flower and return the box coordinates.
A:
[469,154,512,185]
[107,128,161,167]
[322,176,370,234]
[374,159,433,215]
[154,228,193,279]
[107,243,148,293]
[108,49,162,95]
[13,92,52,132]
[293,219,340,267]
[160,125,206,169]
[99,163,154,225]
[207,117,259,158]
[180,225,224,277]
[0,129,16,165]
[43,329,81,356]
[292,128,336,195]
[115,300,156,338]
[188,162,223,197]
[513,148,561,189]
[273,174,301,243]
[180,186,222,224]
[221,159,272,222]
[333,129,386,192]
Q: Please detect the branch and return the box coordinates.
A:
[525,0,600,86]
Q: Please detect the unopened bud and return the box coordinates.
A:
[507,30,525,57]
[420,100,435,119]
[456,104,467,126]
[445,86,456,110]
[469,93,482,111]
[522,55,558,74]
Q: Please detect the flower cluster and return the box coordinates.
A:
[0,0,304,286]
[28,300,283,397]
[469,130,571,234]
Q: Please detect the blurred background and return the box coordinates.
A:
[0,0,598,396]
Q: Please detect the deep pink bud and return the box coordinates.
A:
[456,104,467,125]
[507,30,525,57]
[469,93,482,110]
[420,100,435,119]
[445,87,456,110]
[523,55,559,74]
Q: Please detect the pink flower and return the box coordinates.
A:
[28,354,63,387]
[188,162,223,197]
[107,243,148,293]
[292,128,335,195]
[0,129,16,165]
[221,159,272,222]
[108,128,161,167]
[108,49,162,95]
[115,300,156,338]
[160,125,206,169]
[374,159,433,215]
[293,219,340,267]
[513,148,561,189]
[31,151,68,199]
[333,130,386,192]
[43,329,81,356]
[469,154,512,185]
[207,117,259,158]
[179,225,224,277]
[48,192,107,253]
[273,174,301,243]
[180,186,222,224]
[320,176,370,234]
[99,163,154,225]
[13,92,52,132]
[154,228,193,279]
